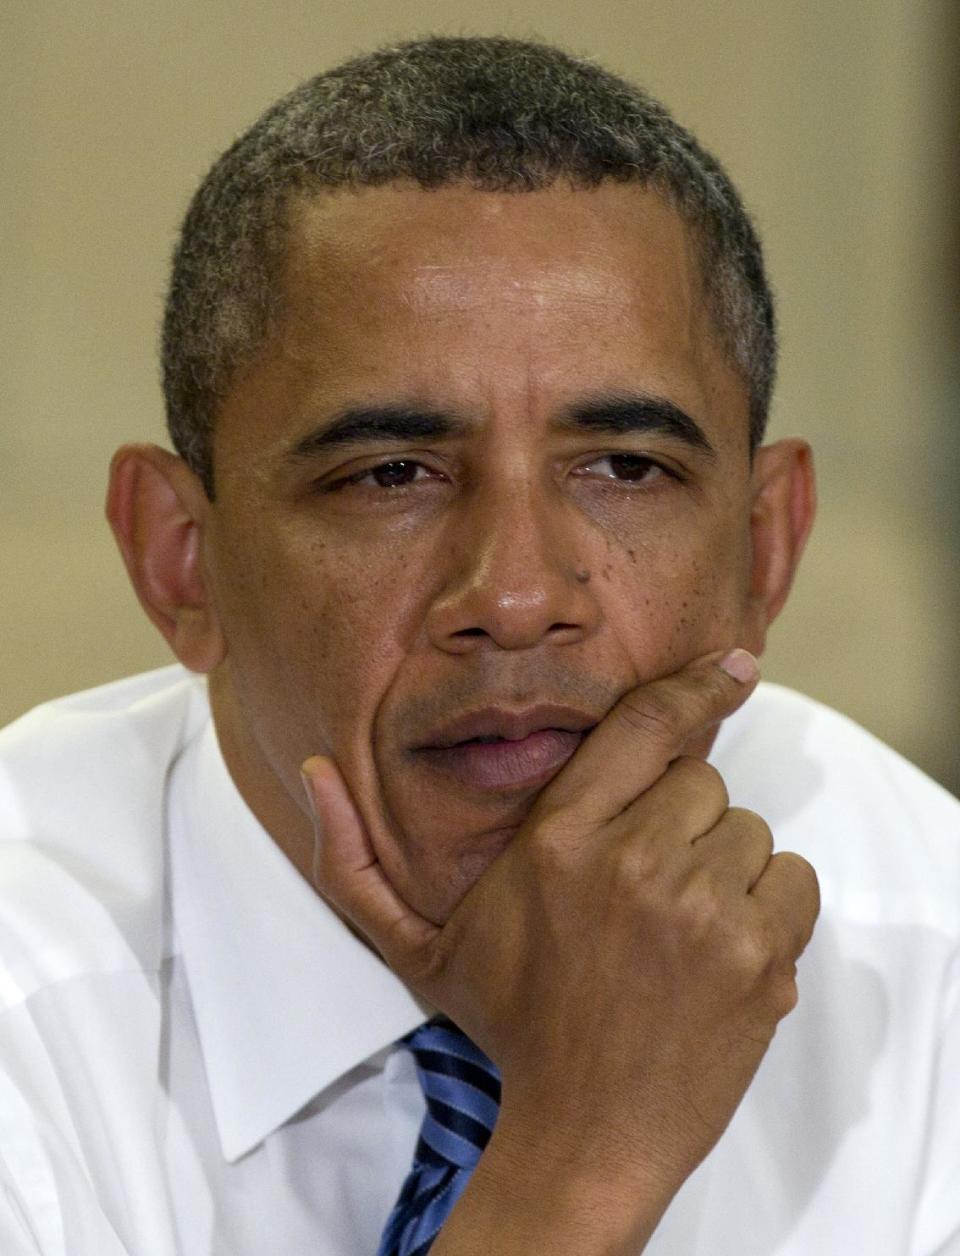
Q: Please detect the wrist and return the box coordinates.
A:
[430,1102,680,1255]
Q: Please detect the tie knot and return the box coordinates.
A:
[404,1018,502,1171]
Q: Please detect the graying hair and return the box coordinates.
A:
[162,35,776,496]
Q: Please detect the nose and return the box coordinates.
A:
[425,477,602,654]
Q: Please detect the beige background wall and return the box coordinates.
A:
[2,0,958,790]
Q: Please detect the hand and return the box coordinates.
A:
[302,650,820,1238]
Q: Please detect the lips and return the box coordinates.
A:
[413,705,598,792]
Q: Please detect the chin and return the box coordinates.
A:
[407,827,517,925]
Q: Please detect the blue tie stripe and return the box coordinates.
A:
[377,1018,501,1256]
[419,1066,501,1130]
[413,1048,502,1102]
[419,1106,487,1170]
[379,1163,452,1256]
[412,1135,451,1169]
[400,1169,473,1256]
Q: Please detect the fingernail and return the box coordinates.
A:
[718,649,759,684]
[300,763,318,820]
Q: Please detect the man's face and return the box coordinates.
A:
[202,182,767,923]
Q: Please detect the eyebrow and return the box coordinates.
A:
[286,406,466,459]
[558,393,715,456]
[285,392,715,460]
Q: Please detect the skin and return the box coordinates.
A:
[111,180,813,924]
[308,655,818,1253]
[108,179,820,1248]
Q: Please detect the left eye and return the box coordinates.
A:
[578,454,667,483]
[348,460,430,489]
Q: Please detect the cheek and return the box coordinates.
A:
[210,525,426,751]
[603,525,749,672]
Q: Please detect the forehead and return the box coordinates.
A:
[289,176,695,266]
[217,181,748,468]
[281,180,707,331]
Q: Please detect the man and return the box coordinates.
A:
[0,34,957,1255]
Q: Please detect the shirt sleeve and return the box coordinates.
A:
[0,1022,131,1256]
[0,1103,132,1256]
[910,946,960,1255]
[0,1182,42,1255]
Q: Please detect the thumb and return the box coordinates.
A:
[301,755,439,975]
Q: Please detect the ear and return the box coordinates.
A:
[745,438,816,649]
[106,443,226,673]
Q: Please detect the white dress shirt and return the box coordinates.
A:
[0,666,958,1254]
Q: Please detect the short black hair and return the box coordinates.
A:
[162,35,776,496]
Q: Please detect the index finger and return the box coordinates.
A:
[530,649,760,829]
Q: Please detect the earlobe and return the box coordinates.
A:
[747,439,816,642]
[106,443,226,673]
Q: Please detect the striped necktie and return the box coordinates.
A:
[377,1017,502,1256]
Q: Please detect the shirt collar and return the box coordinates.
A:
[168,714,430,1162]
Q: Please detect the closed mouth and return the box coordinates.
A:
[412,713,593,788]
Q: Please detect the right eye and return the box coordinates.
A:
[351,460,427,489]
[324,459,441,492]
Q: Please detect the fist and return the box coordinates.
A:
[304,649,819,1196]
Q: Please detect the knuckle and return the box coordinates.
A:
[719,914,782,992]
[701,662,745,710]
[526,814,582,875]
[771,851,822,927]
[749,945,801,1020]
[417,931,457,990]
[770,971,800,1019]
[615,689,681,748]
[734,925,802,1024]
[791,852,821,902]
[726,807,774,853]
[674,757,730,810]
[611,839,664,900]
[774,848,816,879]
[615,662,742,758]
[675,871,725,940]
[726,805,767,831]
